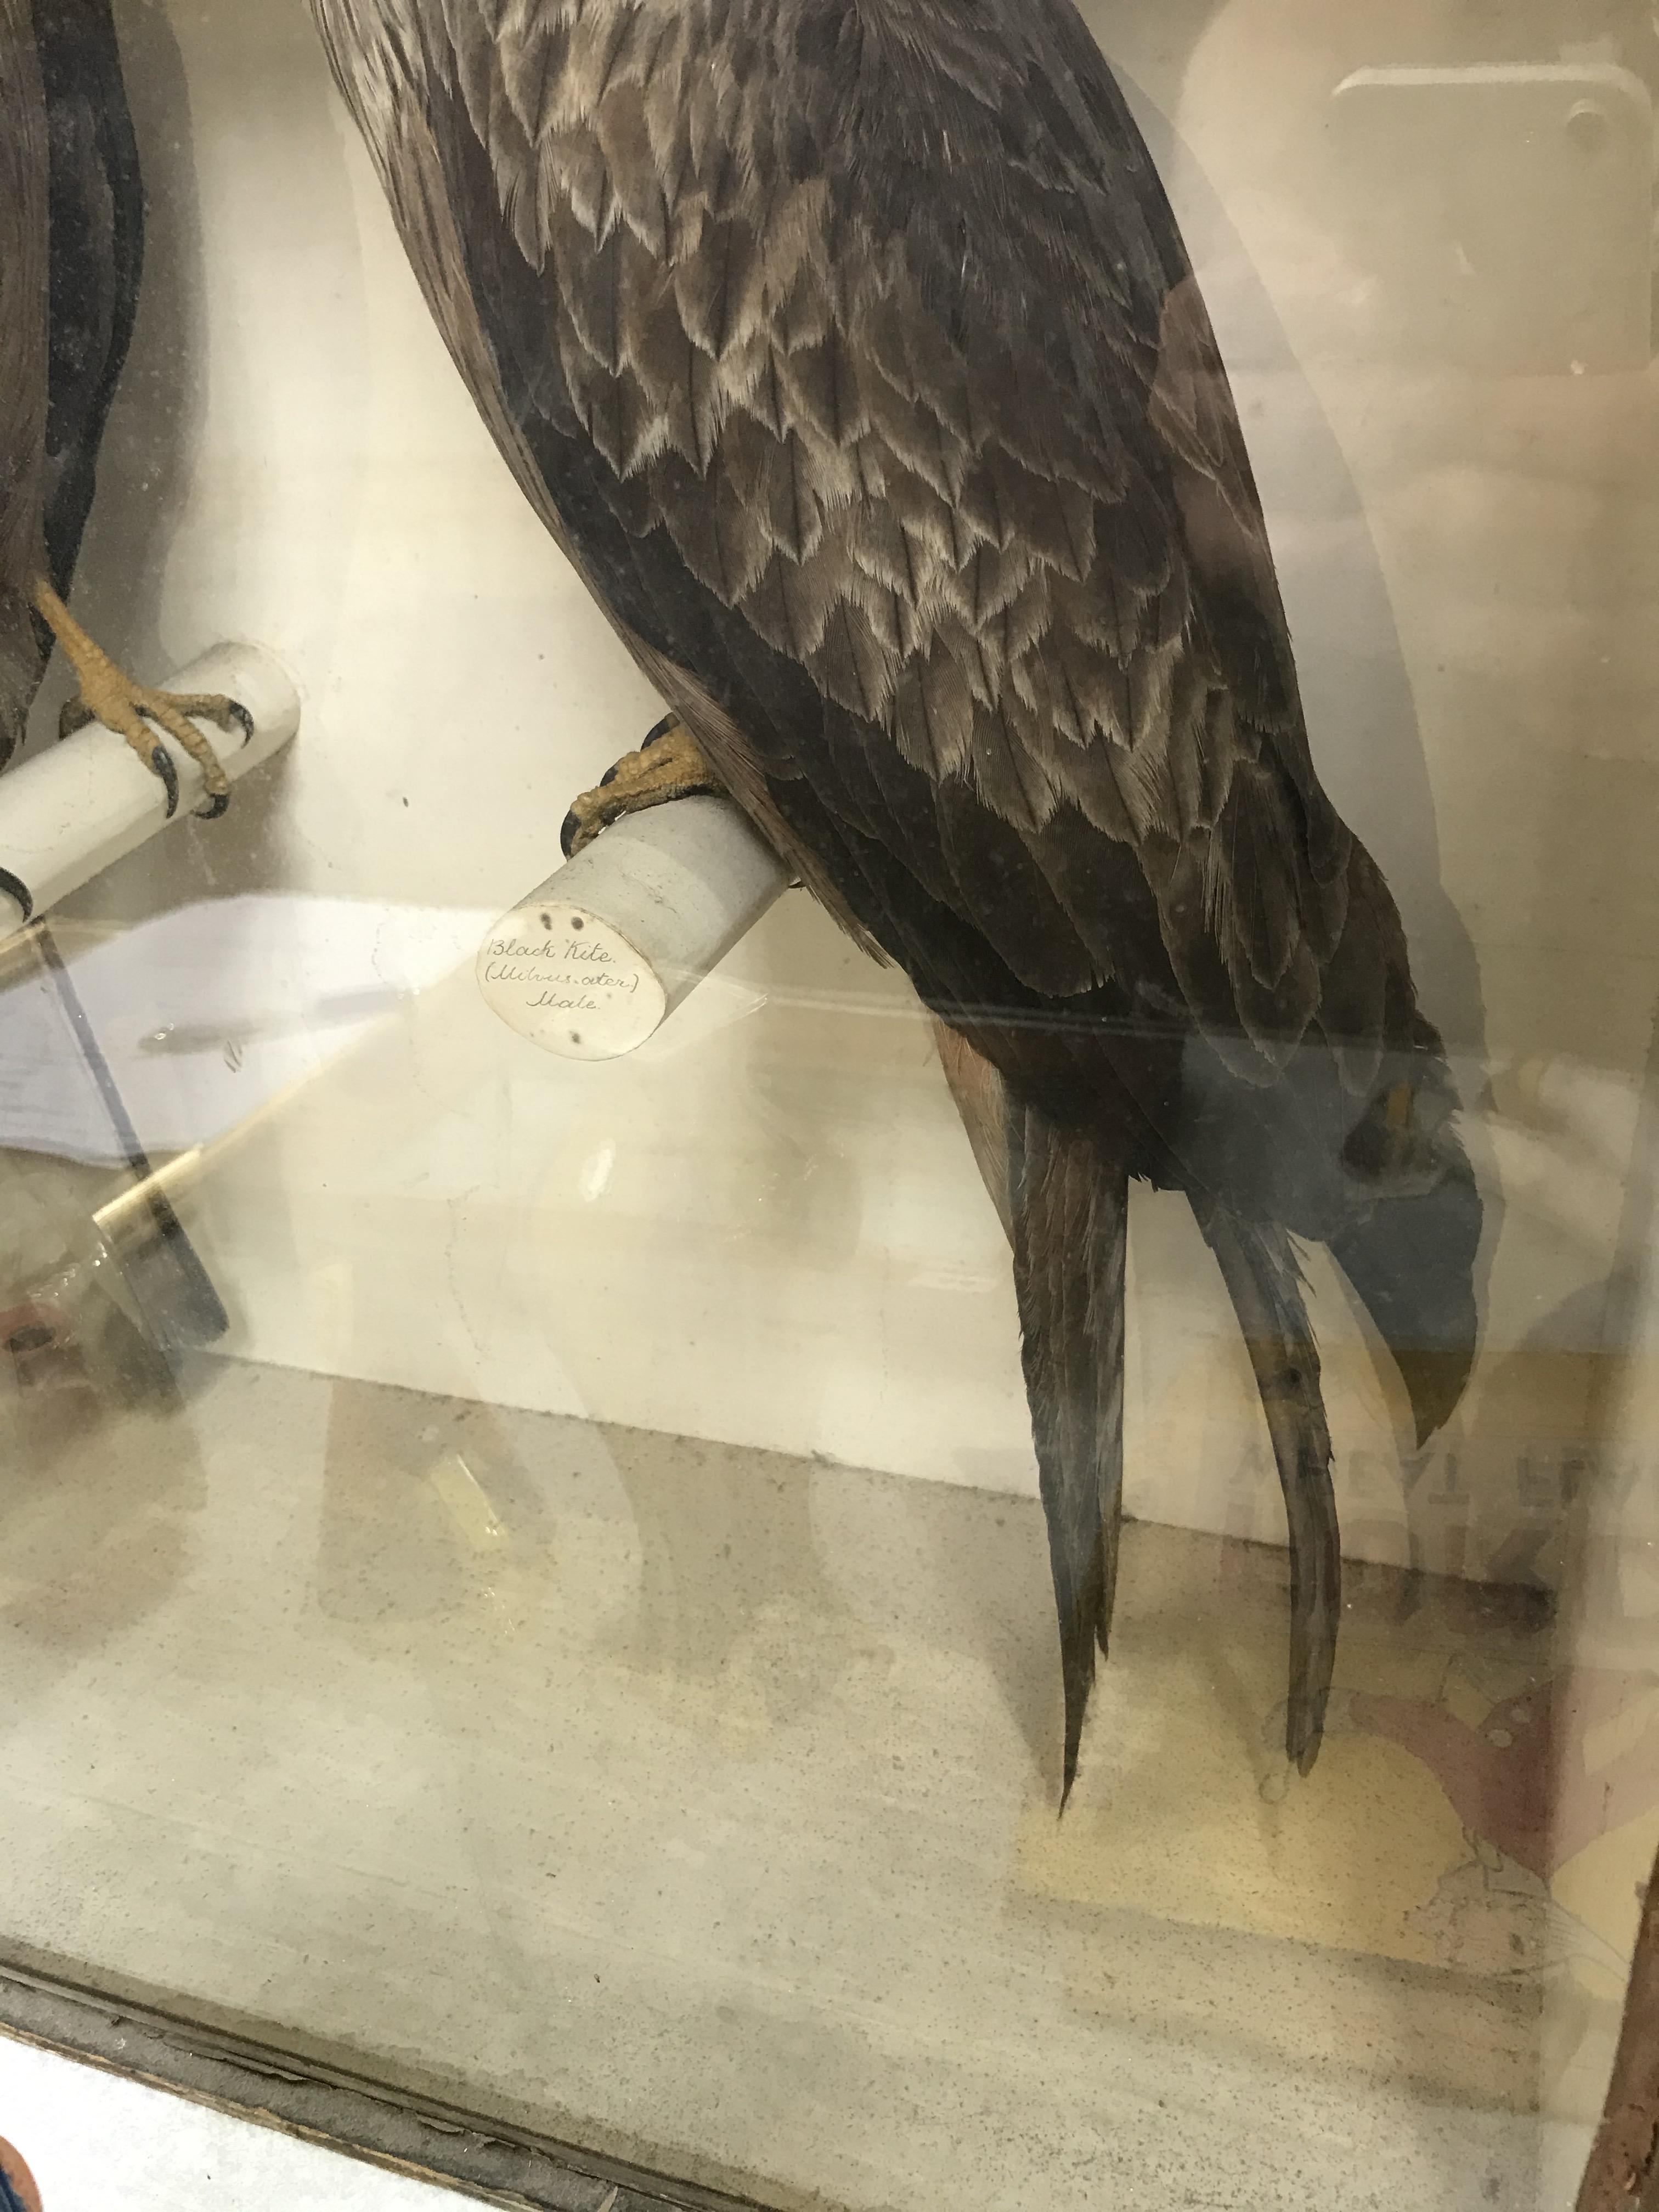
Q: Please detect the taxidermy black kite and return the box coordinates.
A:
[0,0,246,903]
[312,0,1482,1788]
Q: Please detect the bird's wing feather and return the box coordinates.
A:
[323,0,1380,1081]
[0,0,49,756]
[34,0,146,595]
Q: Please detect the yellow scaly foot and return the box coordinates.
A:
[560,714,720,858]
[31,579,250,820]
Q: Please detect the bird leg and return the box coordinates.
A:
[30,580,250,820]
[560,714,721,857]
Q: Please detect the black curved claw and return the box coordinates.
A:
[194,788,232,822]
[225,699,255,746]
[560,808,583,860]
[0,866,35,925]
[151,745,180,819]
[599,763,620,788]
[642,713,678,747]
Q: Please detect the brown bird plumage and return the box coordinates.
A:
[0,0,246,851]
[312,0,1482,1789]
[0,0,140,757]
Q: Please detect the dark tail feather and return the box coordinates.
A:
[1008,1098,1128,1807]
[1199,1205,1340,1773]
[1330,1134,1482,1448]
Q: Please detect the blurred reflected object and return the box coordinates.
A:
[0,1176,222,1412]
[1332,64,1654,371]
[314,1373,554,1632]
[0,2135,40,2212]
[0,896,478,1165]
[0,921,225,1408]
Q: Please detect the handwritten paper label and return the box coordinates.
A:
[476,903,667,1059]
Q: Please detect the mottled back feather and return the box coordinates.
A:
[309,0,1420,1109]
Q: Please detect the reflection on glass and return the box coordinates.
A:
[0,2,1655,2208]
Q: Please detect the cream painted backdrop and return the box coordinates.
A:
[34,0,1659,1600]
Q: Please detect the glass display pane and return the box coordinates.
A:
[2,3,1655,2207]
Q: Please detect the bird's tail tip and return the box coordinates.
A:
[1289,1708,1326,1777]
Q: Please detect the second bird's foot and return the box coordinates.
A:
[61,684,252,820]
[30,579,249,820]
[560,714,720,858]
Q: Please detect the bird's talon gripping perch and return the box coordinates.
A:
[29,580,237,818]
[560,714,720,859]
[196,699,257,816]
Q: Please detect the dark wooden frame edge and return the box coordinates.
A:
[0,1955,782,2212]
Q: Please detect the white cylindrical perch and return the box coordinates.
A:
[0,643,301,940]
[478,795,791,1059]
